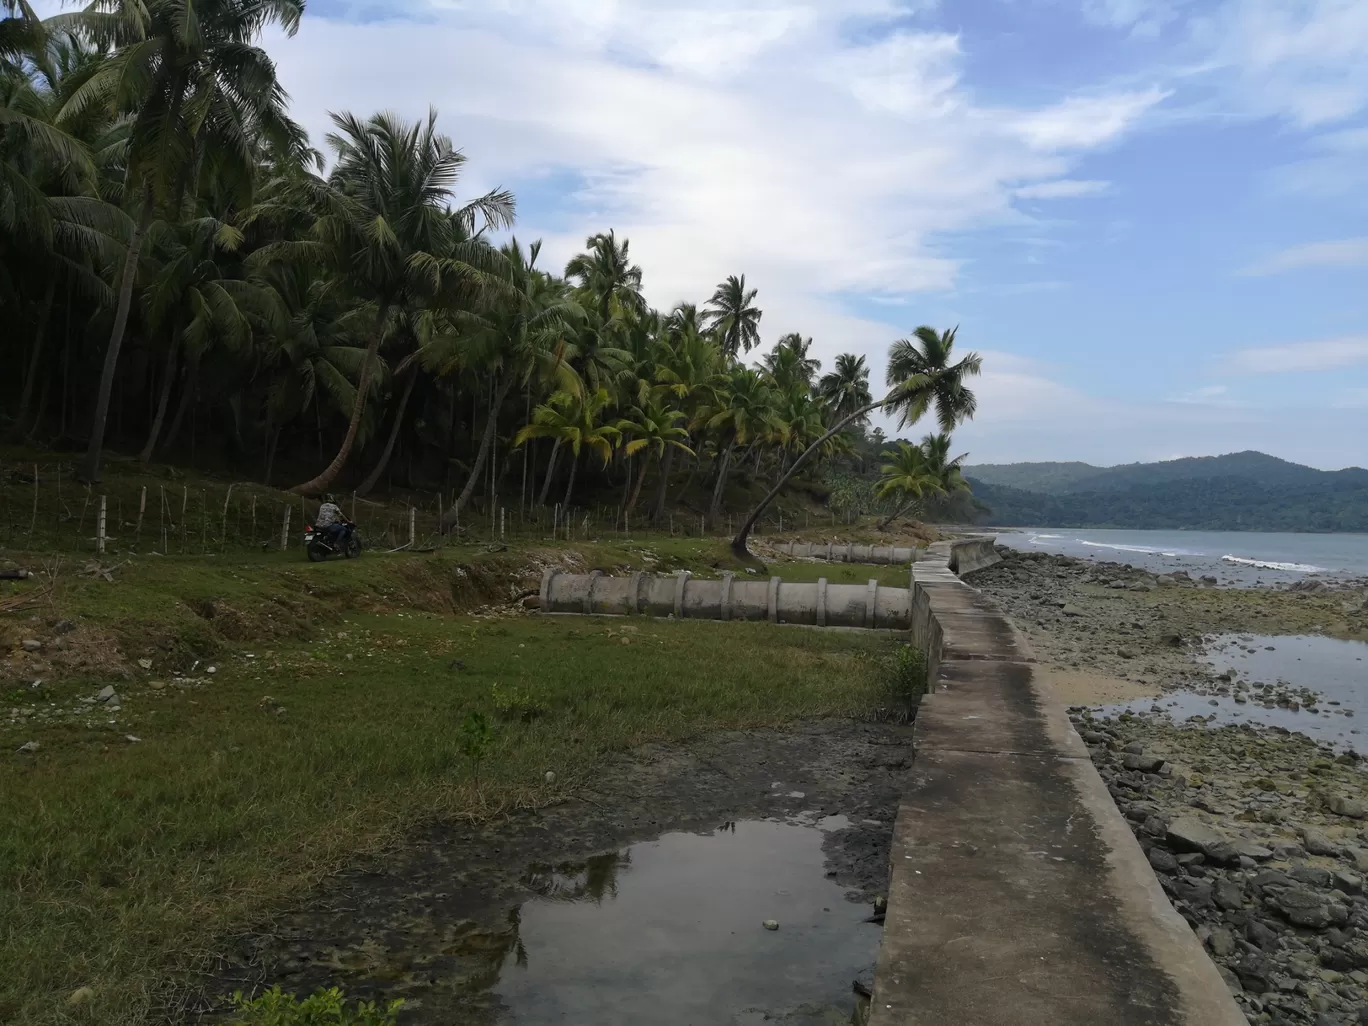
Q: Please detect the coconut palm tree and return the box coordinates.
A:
[761,333,819,393]
[705,273,761,359]
[884,326,981,431]
[514,387,620,508]
[63,0,314,483]
[700,366,773,524]
[650,303,720,520]
[730,327,980,556]
[817,353,872,424]
[258,108,513,494]
[565,229,644,324]
[434,237,582,523]
[615,395,692,519]
[875,441,934,529]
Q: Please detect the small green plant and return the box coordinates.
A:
[491,681,544,722]
[228,985,402,1025]
[459,710,494,787]
[877,643,926,723]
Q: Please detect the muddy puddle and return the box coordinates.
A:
[197,721,910,1024]
[495,818,878,1024]
[1097,633,1368,749]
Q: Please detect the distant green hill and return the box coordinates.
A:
[965,452,1368,532]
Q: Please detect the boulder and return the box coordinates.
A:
[1301,827,1341,858]
[1328,795,1367,820]
[1167,817,1237,863]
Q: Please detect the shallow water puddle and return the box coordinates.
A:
[1101,633,1368,748]
[490,818,877,1025]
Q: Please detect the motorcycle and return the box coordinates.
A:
[304,522,363,562]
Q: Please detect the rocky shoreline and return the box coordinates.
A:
[975,549,1368,1025]
[1075,711,1368,1025]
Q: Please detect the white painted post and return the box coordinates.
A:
[135,486,146,542]
[280,505,291,550]
[408,507,416,548]
[500,506,506,541]
[97,495,107,555]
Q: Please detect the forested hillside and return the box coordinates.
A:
[967,453,1368,531]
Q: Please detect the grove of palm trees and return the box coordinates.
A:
[1,0,984,548]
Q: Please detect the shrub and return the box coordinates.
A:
[227,986,402,1025]
[878,643,926,723]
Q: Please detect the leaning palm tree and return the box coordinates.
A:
[258,108,514,494]
[874,437,957,530]
[705,273,761,359]
[730,326,981,555]
[63,0,314,483]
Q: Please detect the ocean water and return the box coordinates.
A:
[997,528,1368,585]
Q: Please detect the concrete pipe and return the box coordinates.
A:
[539,569,912,630]
[778,540,922,565]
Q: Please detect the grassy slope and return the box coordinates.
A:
[0,539,900,1026]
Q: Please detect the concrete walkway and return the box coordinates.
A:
[869,549,1247,1026]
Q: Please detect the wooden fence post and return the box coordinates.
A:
[97,495,107,555]
[280,505,291,550]
[408,507,416,548]
[135,486,146,541]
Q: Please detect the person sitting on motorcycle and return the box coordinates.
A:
[315,495,352,548]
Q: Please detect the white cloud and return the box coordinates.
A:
[1193,0,1368,127]
[260,0,1165,388]
[1230,335,1368,373]
[1170,383,1224,401]
[1081,0,1194,36]
[1007,89,1170,150]
[1014,179,1111,199]
[1239,237,1368,275]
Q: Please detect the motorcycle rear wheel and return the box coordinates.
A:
[306,541,328,563]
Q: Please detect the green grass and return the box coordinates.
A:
[1,548,894,1026]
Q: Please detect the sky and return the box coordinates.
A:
[231,2,1368,468]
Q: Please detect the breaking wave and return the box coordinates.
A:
[1221,555,1326,573]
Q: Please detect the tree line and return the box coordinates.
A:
[1,0,984,553]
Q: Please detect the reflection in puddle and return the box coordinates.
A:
[1100,633,1368,748]
[490,819,878,1025]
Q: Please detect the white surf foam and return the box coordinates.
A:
[1221,555,1326,573]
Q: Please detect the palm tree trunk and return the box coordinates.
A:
[80,181,155,483]
[138,338,179,463]
[291,302,391,496]
[448,372,514,525]
[650,444,676,521]
[709,436,735,524]
[263,425,281,485]
[357,368,417,497]
[13,279,56,438]
[876,497,915,531]
[731,398,887,556]
[562,449,580,508]
[163,355,200,456]
[622,452,651,518]
[538,438,562,506]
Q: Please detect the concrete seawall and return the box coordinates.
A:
[869,547,1245,1026]
[775,536,1003,575]
[539,568,912,629]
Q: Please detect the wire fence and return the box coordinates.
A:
[0,459,847,558]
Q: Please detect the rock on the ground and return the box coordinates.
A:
[1302,827,1341,857]
[1167,817,1237,863]
[1329,795,1367,820]
[16,741,40,754]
